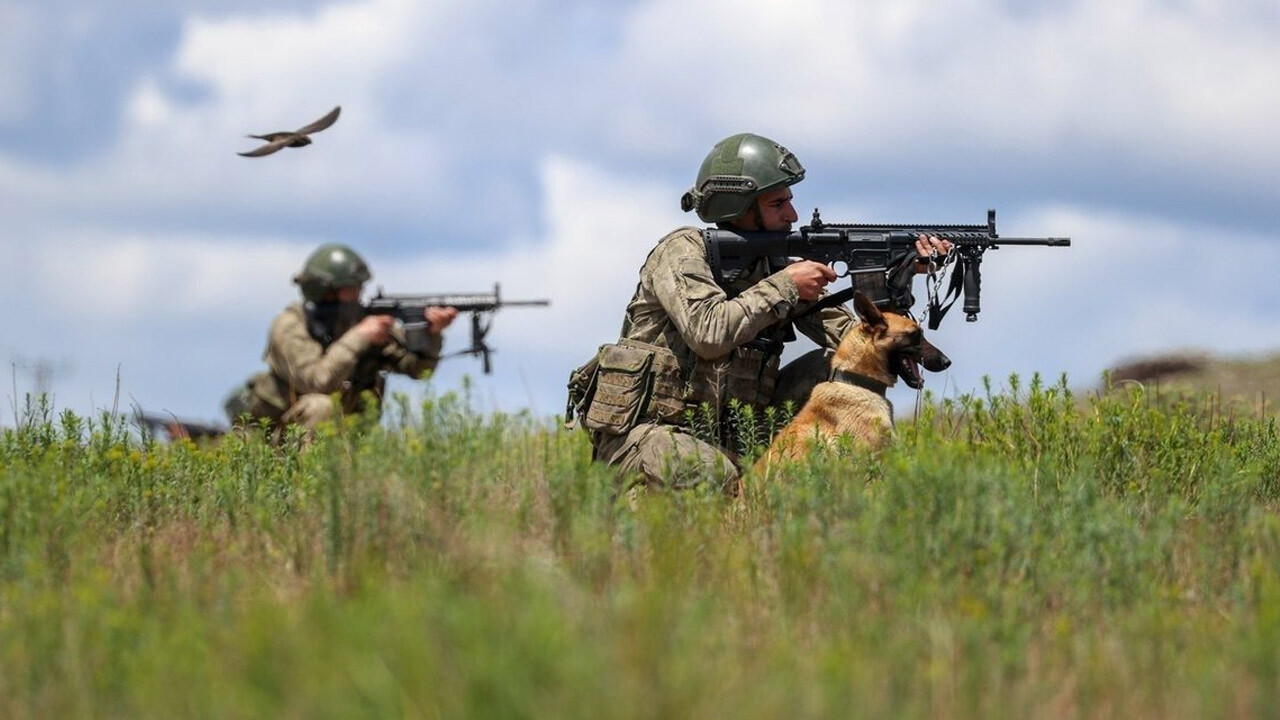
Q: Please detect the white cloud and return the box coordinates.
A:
[173,0,427,115]
[612,0,1280,180]
[24,229,303,320]
[126,78,176,128]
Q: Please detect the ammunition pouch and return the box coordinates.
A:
[584,343,653,435]
[566,339,686,435]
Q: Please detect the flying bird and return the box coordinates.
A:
[237,106,341,157]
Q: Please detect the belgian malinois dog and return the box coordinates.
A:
[755,291,951,474]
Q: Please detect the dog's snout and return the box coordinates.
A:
[922,341,951,373]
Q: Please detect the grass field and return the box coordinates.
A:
[1,375,1279,719]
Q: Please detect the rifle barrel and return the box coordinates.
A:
[989,237,1072,246]
[369,296,550,308]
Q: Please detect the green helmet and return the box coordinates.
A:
[293,243,372,302]
[680,133,805,223]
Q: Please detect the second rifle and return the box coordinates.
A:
[365,283,550,373]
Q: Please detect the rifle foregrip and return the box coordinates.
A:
[962,259,981,321]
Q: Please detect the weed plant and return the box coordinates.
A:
[0,375,1278,719]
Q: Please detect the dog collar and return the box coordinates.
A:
[828,369,889,396]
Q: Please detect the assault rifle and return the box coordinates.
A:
[365,283,550,373]
[704,209,1070,328]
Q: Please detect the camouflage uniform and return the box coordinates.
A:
[230,302,441,431]
[587,226,855,491]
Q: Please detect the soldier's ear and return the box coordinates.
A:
[853,291,887,333]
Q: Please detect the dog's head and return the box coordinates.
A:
[839,292,951,389]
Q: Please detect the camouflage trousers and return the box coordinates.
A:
[592,349,828,493]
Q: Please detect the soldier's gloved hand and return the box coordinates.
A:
[424,306,459,335]
[354,315,396,345]
[784,260,837,302]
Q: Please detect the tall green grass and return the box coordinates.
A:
[0,376,1277,719]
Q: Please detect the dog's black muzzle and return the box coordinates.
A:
[921,340,950,373]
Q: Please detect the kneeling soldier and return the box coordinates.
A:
[569,133,852,492]
[569,133,949,493]
[226,243,457,433]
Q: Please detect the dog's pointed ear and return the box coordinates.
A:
[852,291,887,332]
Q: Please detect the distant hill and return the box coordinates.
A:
[1102,350,1280,416]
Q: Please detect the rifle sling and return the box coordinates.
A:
[792,286,856,321]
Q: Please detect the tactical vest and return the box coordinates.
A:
[567,247,791,438]
[231,305,386,424]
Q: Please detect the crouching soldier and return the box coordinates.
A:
[567,133,948,493]
[225,243,456,434]
[567,133,854,493]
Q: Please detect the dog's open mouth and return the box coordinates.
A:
[894,352,924,389]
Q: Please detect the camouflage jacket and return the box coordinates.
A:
[250,302,442,416]
[618,226,855,410]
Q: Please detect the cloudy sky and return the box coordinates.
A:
[2,0,1279,427]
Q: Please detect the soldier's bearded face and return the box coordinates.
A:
[751,187,798,232]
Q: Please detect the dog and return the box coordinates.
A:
[755,291,951,474]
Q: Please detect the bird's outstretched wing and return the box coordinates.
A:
[237,139,290,157]
[296,106,341,135]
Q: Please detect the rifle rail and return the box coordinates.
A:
[364,283,550,374]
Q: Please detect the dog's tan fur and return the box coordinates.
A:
[755,292,947,475]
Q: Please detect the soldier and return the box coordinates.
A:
[570,133,949,492]
[225,243,457,433]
